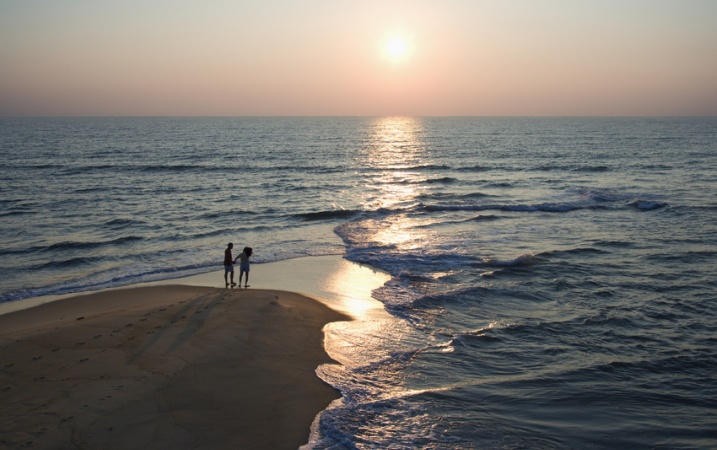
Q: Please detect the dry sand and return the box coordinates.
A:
[0,285,349,449]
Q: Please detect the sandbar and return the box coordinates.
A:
[0,285,349,449]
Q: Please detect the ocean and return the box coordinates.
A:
[1,117,716,448]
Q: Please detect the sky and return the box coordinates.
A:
[1,0,716,116]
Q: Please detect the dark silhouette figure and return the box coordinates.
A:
[236,247,253,288]
[224,243,236,287]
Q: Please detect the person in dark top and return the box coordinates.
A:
[224,243,236,287]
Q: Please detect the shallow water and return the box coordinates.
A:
[2,117,716,448]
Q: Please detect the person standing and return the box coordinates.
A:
[236,247,253,288]
[224,243,236,287]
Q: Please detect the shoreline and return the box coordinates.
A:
[0,256,392,449]
[0,255,391,319]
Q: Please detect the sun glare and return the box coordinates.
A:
[382,33,412,63]
[388,38,407,59]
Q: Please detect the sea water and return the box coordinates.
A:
[1,117,716,448]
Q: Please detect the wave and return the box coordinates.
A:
[536,164,612,173]
[46,236,144,252]
[295,209,362,221]
[454,165,491,172]
[375,177,457,186]
[591,351,717,387]
[0,262,211,303]
[403,164,452,171]
[592,239,636,249]
[629,200,667,211]
[644,250,717,264]
[175,223,289,240]
[448,327,503,348]
[197,210,259,221]
[242,164,349,173]
[418,192,494,201]
[36,256,104,270]
[575,165,612,173]
[140,164,224,173]
[577,188,668,209]
[0,209,37,218]
[3,163,67,170]
[433,214,506,227]
[57,164,233,175]
[477,253,538,267]
[60,164,127,175]
[420,196,667,214]
[423,176,458,184]
[539,247,610,258]
[469,214,504,222]
[105,218,149,229]
[421,202,595,213]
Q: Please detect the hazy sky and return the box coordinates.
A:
[1,0,716,116]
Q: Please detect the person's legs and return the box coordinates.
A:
[239,263,250,287]
[225,265,235,287]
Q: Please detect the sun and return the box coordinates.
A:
[382,33,412,63]
[387,37,407,59]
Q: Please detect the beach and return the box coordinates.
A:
[0,285,349,449]
[3,117,716,448]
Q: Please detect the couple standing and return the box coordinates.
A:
[224,243,252,288]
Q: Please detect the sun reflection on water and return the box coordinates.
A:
[320,257,391,320]
[359,117,434,250]
[361,117,427,209]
